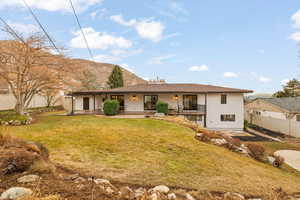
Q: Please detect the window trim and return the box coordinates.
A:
[296,114,300,122]
[144,95,158,111]
[220,114,235,122]
[221,94,227,104]
[183,95,198,110]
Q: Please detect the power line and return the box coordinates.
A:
[0,16,25,43]
[68,0,94,60]
[22,0,61,55]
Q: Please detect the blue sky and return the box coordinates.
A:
[1,0,300,94]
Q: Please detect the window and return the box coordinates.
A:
[221,114,235,122]
[183,95,197,110]
[297,115,300,122]
[221,94,227,104]
[185,115,202,122]
[111,95,125,111]
[144,95,158,110]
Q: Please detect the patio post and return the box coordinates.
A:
[204,93,207,128]
[93,94,96,113]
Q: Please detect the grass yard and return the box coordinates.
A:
[2,113,300,196]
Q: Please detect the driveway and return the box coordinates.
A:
[275,150,300,171]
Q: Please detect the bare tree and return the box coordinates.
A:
[0,28,74,114]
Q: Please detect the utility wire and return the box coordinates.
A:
[68,0,94,60]
[22,0,61,55]
[0,16,25,43]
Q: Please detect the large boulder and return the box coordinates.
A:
[0,187,32,200]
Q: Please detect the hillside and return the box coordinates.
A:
[69,58,147,89]
[2,113,300,196]
[0,40,147,90]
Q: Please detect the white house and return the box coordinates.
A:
[70,83,252,131]
[245,97,300,137]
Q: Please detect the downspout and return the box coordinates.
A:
[71,93,74,115]
[204,93,207,128]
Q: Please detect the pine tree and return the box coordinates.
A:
[107,65,124,89]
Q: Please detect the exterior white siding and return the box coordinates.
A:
[206,93,244,130]
[0,93,62,110]
[71,92,245,130]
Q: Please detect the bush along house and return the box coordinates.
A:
[69,83,252,131]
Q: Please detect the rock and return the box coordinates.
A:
[154,113,165,117]
[223,192,245,200]
[151,185,170,194]
[74,177,86,183]
[66,174,79,181]
[17,174,40,183]
[150,192,160,200]
[94,178,111,185]
[1,187,32,199]
[211,139,228,146]
[105,187,114,195]
[119,186,135,200]
[1,121,9,126]
[134,187,145,198]
[168,193,177,200]
[185,193,195,200]
[11,120,21,126]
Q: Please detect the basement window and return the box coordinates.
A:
[221,114,235,122]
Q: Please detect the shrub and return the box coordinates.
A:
[244,120,249,130]
[246,143,266,161]
[103,100,120,115]
[156,101,169,114]
[0,114,29,124]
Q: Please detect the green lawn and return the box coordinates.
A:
[2,113,300,195]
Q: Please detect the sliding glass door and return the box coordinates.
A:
[183,95,197,110]
[144,95,158,110]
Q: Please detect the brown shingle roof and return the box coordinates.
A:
[72,83,253,95]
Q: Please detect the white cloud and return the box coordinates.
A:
[0,0,103,12]
[110,14,165,42]
[281,79,290,85]
[119,63,134,73]
[188,65,209,72]
[223,72,238,78]
[110,14,137,26]
[8,22,39,34]
[70,27,132,49]
[148,55,175,65]
[90,8,107,19]
[259,76,272,83]
[290,32,300,41]
[292,9,300,29]
[94,54,121,63]
[135,19,165,42]
[169,1,189,16]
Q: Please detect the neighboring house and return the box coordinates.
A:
[0,80,62,110]
[70,83,252,130]
[245,97,300,137]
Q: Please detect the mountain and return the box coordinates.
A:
[68,59,147,90]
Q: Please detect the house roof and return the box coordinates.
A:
[260,97,300,113]
[71,83,253,95]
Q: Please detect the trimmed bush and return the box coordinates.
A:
[246,143,266,161]
[156,101,169,114]
[103,100,120,116]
